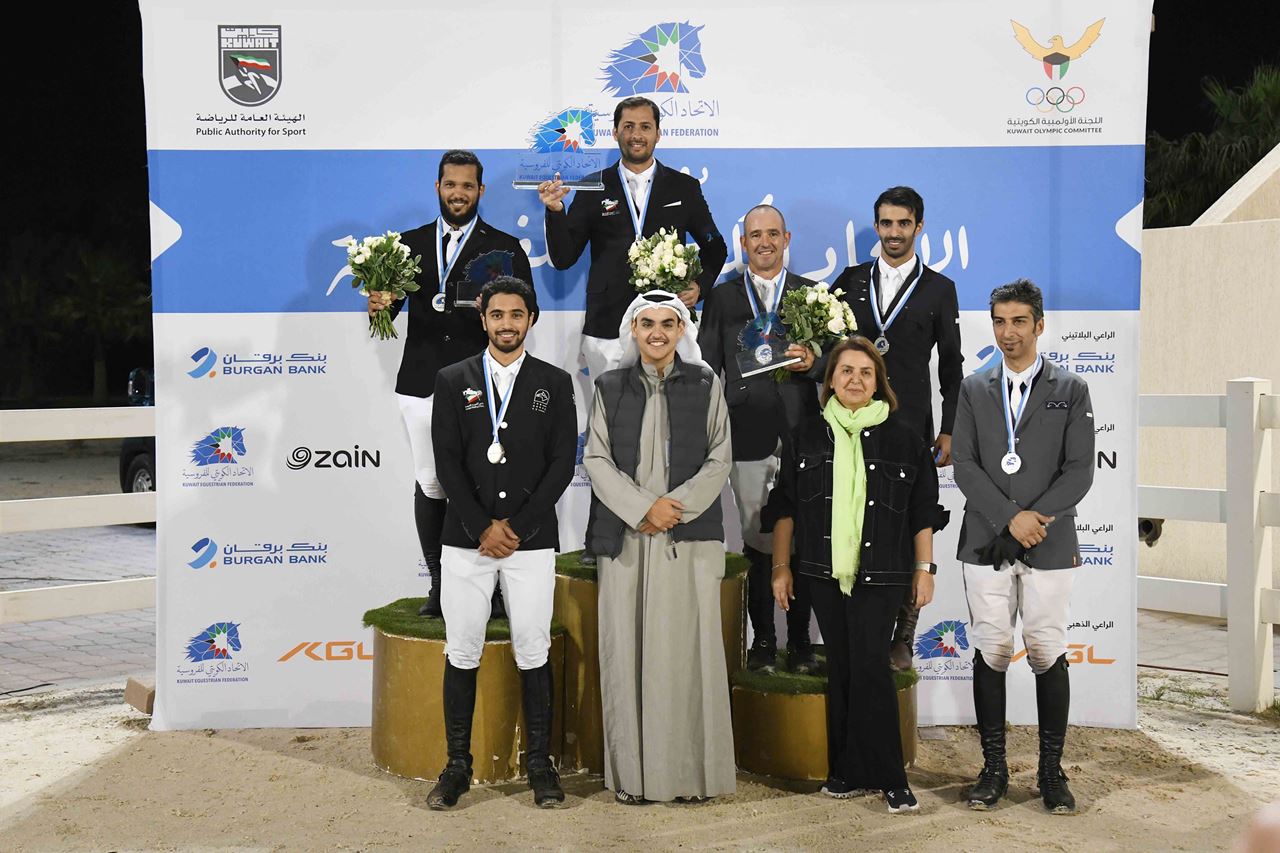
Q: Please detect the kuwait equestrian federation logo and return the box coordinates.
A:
[601,21,706,95]
[531,108,597,153]
[219,25,282,106]
[191,427,247,466]
[915,620,971,659]
[185,622,242,662]
[1011,18,1104,79]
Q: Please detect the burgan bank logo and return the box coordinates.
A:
[1012,18,1104,115]
[187,347,329,379]
[177,621,249,684]
[187,346,218,378]
[188,537,219,569]
[601,22,706,95]
[219,25,282,107]
[181,426,255,488]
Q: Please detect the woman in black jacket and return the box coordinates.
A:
[765,335,946,813]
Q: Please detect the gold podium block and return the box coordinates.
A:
[731,663,918,781]
[553,552,748,774]
[364,599,566,784]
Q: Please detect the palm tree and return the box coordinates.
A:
[0,232,67,403]
[59,243,150,404]
[1146,66,1280,228]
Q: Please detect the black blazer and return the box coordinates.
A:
[390,217,534,397]
[698,269,820,461]
[826,260,963,443]
[763,413,947,587]
[431,352,577,551]
[544,159,727,339]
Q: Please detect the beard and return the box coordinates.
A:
[489,332,524,353]
[438,194,478,228]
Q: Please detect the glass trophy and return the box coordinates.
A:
[735,314,802,378]
[456,250,515,308]
[512,151,606,191]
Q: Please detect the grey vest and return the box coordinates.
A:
[587,358,725,558]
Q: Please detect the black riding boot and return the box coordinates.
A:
[427,661,477,810]
[1036,653,1076,814]
[414,487,447,618]
[744,546,777,671]
[520,662,564,807]
[888,587,921,672]
[967,650,1009,810]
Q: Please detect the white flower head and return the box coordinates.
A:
[827,317,845,334]
[805,290,818,305]
[674,243,685,257]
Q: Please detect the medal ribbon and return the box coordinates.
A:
[483,350,516,454]
[1001,355,1042,461]
[869,259,924,339]
[435,216,478,296]
[743,269,787,336]
[618,162,652,242]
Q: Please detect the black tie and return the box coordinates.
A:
[442,230,456,267]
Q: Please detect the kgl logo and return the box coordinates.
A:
[279,641,374,662]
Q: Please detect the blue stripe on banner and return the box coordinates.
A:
[148,145,1143,313]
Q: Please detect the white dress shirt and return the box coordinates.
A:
[876,254,918,314]
[746,268,783,314]
[1002,357,1041,418]
[489,350,527,402]
[623,161,656,215]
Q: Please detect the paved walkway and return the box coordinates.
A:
[2,525,1278,698]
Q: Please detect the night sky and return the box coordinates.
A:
[3,2,1273,400]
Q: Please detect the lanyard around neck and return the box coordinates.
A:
[435,216,477,293]
[1001,355,1042,453]
[618,162,652,240]
[869,258,922,336]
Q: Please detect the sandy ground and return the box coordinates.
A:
[0,673,1276,852]
[0,440,122,500]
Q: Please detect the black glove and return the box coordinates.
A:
[976,529,1024,569]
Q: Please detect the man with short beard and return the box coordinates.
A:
[426,276,577,810]
[368,150,533,619]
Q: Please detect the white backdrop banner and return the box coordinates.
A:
[140,0,1150,729]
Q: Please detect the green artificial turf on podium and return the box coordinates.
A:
[363,598,565,641]
[730,648,919,695]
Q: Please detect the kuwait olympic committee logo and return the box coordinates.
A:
[915,620,971,659]
[600,21,706,95]
[219,25,282,106]
[1011,18,1104,114]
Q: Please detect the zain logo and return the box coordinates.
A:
[601,21,706,95]
[531,108,597,153]
[187,346,218,378]
[915,620,970,659]
[185,622,242,662]
[188,537,219,569]
[286,445,381,470]
[190,427,247,466]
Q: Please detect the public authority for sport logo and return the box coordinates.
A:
[219,25,282,106]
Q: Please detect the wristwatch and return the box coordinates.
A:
[914,561,938,575]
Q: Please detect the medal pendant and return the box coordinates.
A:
[1001,452,1022,474]
[754,344,773,365]
[431,292,447,312]
[874,335,890,355]
[486,442,505,465]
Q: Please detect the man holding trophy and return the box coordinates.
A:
[698,204,821,673]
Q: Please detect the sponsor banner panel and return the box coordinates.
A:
[141,3,1150,150]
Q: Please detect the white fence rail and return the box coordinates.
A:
[0,407,156,626]
[1138,378,1279,712]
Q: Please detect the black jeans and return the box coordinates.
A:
[805,576,907,790]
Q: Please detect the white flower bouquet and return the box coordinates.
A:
[777,281,858,360]
[343,231,423,340]
[627,227,703,316]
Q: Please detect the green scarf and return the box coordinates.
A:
[822,396,890,595]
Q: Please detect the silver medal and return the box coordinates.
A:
[486,442,505,464]
[431,292,447,312]
[874,335,890,355]
[1001,452,1022,474]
